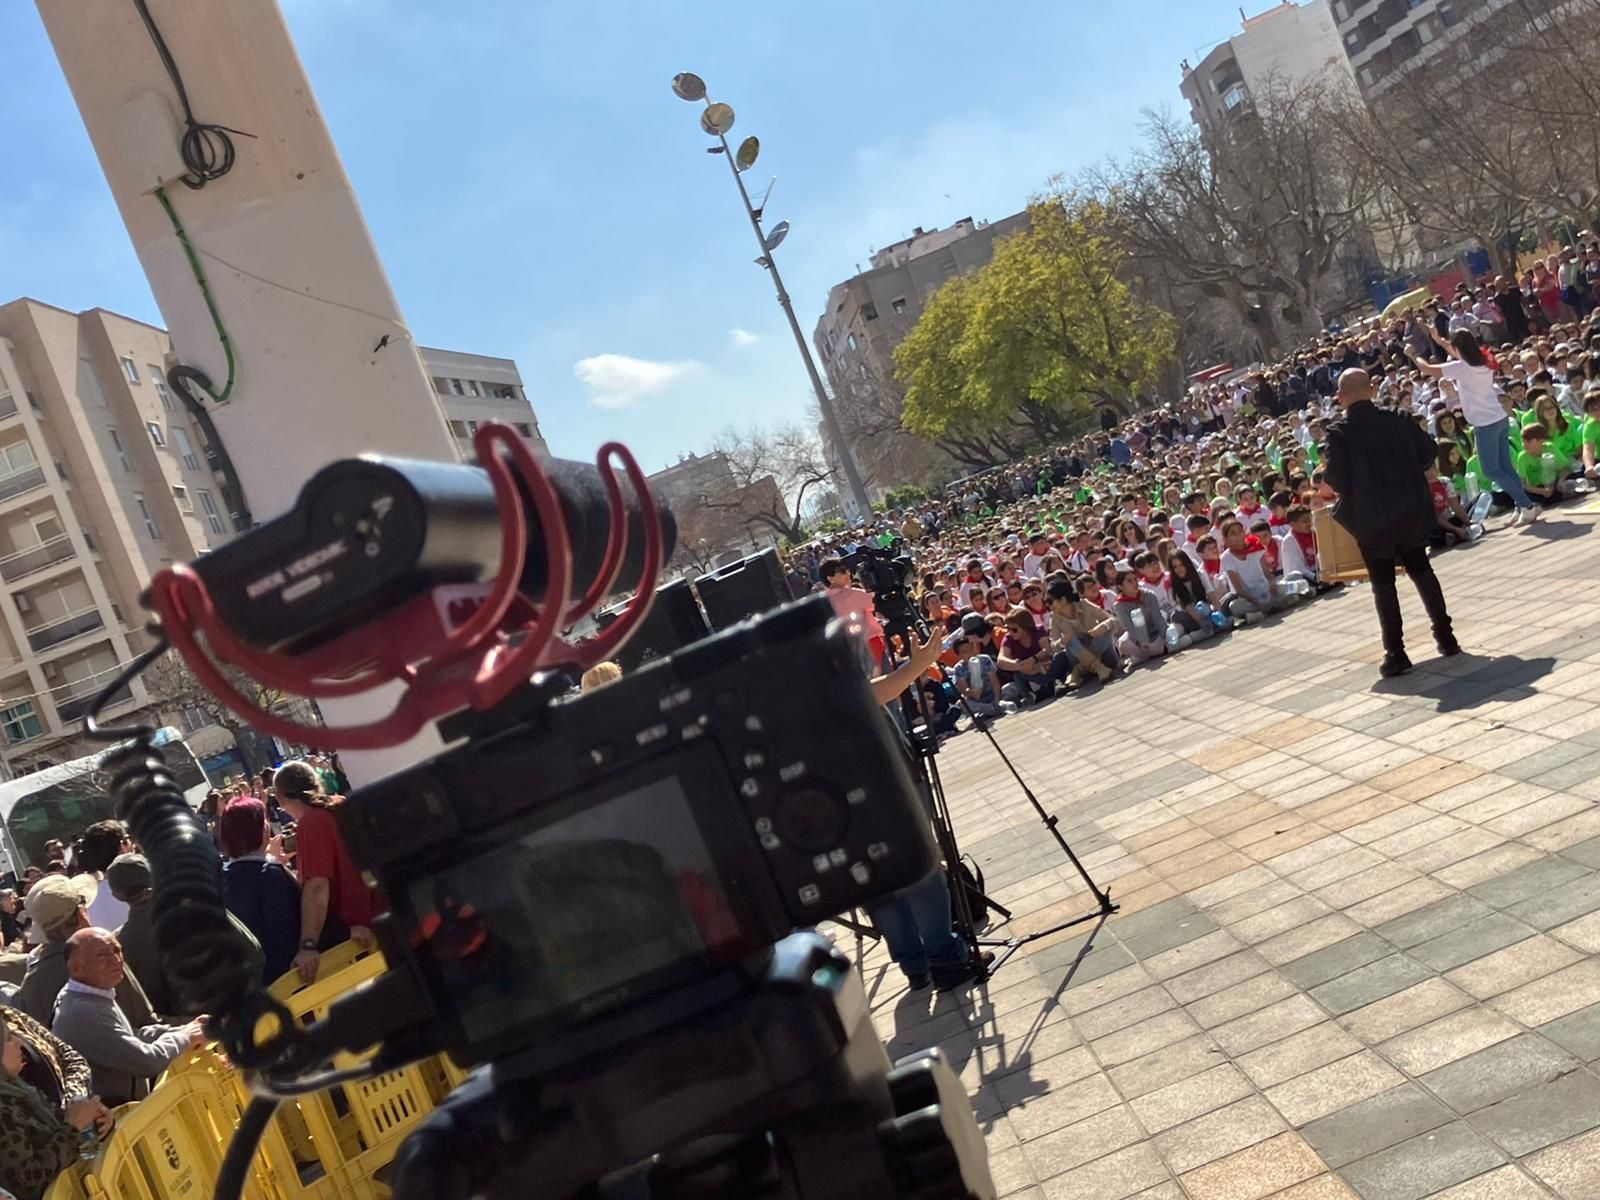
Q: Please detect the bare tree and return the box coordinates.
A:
[705,424,832,543]
[143,651,317,741]
[1088,78,1381,356]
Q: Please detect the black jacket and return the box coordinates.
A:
[1323,401,1437,553]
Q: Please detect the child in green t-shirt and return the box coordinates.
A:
[1515,424,1573,506]
[1581,389,1600,480]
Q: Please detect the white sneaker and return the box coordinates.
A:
[1520,506,1540,525]
[1506,508,1523,527]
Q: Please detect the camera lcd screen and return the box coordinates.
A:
[406,765,751,1045]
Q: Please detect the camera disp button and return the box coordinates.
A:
[774,786,848,854]
[798,883,822,905]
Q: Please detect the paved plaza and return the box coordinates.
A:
[860,514,1600,1199]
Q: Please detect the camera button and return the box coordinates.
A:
[753,816,773,834]
[867,842,890,860]
[811,854,831,873]
[828,848,848,866]
[774,787,848,853]
[744,715,764,732]
[578,744,614,769]
[740,778,761,798]
[846,787,867,806]
[759,832,781,851]
[798,884,822,905]
[850,862,871,885]
[743,750,766,771]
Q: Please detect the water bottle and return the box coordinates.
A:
[1459,474,1477,504]
[1469,492,1494,524]
[1195,601,1212,622]
[1129,607,1147,638]
[1165,623,1183,651]
[1209,607,1230,630]
[1286,577,1313,597]
[1467,522,1485,541]
[1542,452,1558,487]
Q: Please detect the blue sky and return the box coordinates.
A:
[0,1,1236,472]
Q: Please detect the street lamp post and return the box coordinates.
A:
[670,72,874,525]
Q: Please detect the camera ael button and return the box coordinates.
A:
[773,785,848,854]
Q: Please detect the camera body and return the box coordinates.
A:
[338,594,938,1067]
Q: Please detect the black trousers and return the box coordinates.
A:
[1359,542,1453,657]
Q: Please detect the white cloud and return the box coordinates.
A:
[729,328,759,347]
[573,353,699,410]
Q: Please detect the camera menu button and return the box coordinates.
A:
[798,884,822,905]
[850,863,871,885]
[811,854,831,873]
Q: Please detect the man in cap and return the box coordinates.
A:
[107,855,169,1019]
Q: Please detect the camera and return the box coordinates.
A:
[126,441,994,1200]
[339,594,938,1068]
[842,541,918,627]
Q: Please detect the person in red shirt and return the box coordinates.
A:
[271,760,385,982]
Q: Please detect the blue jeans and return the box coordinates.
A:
[867,870,967,976]
[1474,417,1534,509]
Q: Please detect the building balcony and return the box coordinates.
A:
[0,465,47,505]
[0,394,17,422]
[24,607,104,653]
[53,684,134,727]
[0,536,74,584]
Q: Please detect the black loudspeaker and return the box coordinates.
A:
[695,548,794,631]
[595,577,712,671]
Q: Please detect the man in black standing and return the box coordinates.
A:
[1323,369,1461,678]
[1494,275,1531,345]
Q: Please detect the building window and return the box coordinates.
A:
[514,422,535,438]
[181,704,212,733]
[173,427,199,471]
[449,378,464,396]
[0,701,41,744]
[1440,1,1459,24]
[1361,65,1375,85]
[147,422,165,448]
[173,484,192,513]
[846,333,859,353]
[120,358,139,385]
[108,429,131,472]
[431,377,448,394]
[150,368,174,412]
[197,489,224,534]
[0,442,36,475]
[465,380,480,397]
[134,494,161,540]
[861,302,879,322]
[891,297,908,315]
[1333,0,1348,19]
[1223,84,1249,110]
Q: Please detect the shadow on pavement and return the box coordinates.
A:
[1373,653,1558,711]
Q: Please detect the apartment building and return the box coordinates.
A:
[1181,1,1356,129]
[0,299,229,774]
[419,346,548,461]
[1331,0,1513,93]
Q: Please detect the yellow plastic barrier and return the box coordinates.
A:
[81,1083,228,1200]
[42,1162,89,1200]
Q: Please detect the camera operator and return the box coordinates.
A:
[858,619,991,992]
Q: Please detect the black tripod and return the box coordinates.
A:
[883,603,1117,979]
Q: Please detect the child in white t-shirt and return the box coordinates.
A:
[1219,518,1298,623]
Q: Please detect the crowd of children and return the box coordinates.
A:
[791,298,1600,729]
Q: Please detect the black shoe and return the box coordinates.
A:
[1379,652,1413,678]
[904,970,932,991]
[931,950,996,991]
[1437,637,1462,657]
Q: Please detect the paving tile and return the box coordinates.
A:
[1524,1126,1600,1198]
[1091,1009,1202,1068]
[1211,994,1328,1056]
[1037,1143,1172,1200]
[1503,872,1600,931]
[1409,914,1541,973]
[1165,951,1273,1004]
[1471,1070,1600,1157]
[1379,1008,1522,1075]
[1420,1164,1559,1199]
[1189,972,1300,1029]
[1108,1035,1230,1100]
[1265,1050,1405,1127]
[1445,935,1583,1001]
[1539,1001,1600,1061]
[1281,932,1395,991]
[1417,1032,1580,1114]
[1176,1131,1326,1200]
[1210,880,1306,925]
[1491,960,1600,1026]
[1346,878,1457,926]
[1023,1105,1147,1181]
[1151,1095,1286,1174]
[997,1063,1122,1141]
[1231,896,1334,944]
[1467,856,1589,909]
[1259,914,1366,967]
[1270,1179,1359,1200]
[1142,930,1246,981]
[1074,986,1177,1041]
[1376,894,1494,949]
[1312,955,1435,1017]
[1435,846,1547,890]
[1316,863,1424,910]
[1238,1022,1364,1089]
[1299,1084,1453,1169]
[1338,1122,1505,1200]
[1127,1063,1255,1135]
[1340,978,1475,1045]
[1054,963,1158,1016]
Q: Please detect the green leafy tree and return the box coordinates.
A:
[894,198,1175,455]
